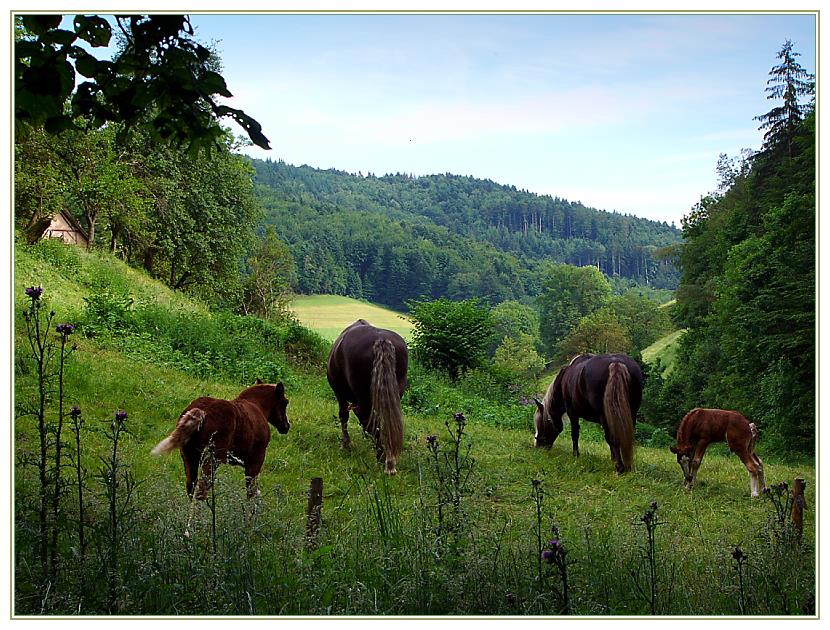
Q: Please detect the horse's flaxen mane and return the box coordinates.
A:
[540,373,558,416]
[568,353,592,366]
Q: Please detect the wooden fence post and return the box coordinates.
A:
[306,477,324,549]
[791,478,806,544]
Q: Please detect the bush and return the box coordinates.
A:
[408,297,495,381]
[82,291,135,335]
[635,422,675,448]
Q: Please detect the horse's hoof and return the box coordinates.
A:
[385,468,397,476]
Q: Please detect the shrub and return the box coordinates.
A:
[82,291,135,335]
[408,297,495,381]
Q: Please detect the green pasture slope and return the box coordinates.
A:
[642,328,686,375]
[291,294,414,341]
[13,242,815,616]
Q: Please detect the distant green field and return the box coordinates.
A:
[290,294,414,341]
[642,328,686,374]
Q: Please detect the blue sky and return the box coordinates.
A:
[47,11,816,227]
[185,12,815,227]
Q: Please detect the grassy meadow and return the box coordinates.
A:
[291,294,414,341]
[642,328,687,375]
[13,241,816,616]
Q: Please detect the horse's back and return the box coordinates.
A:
[184,395,270,455]
[327,320,408,401]
[564,353,643,418]
[683,408,752,443]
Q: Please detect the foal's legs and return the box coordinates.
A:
[182,448,202,498]
[753,452,766,492]
[737,448,765,497]
[245,455,265,499]
[687,442,708,489]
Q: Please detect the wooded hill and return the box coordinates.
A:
[252,160,680,310]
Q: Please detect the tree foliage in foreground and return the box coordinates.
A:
[15,14,269,153]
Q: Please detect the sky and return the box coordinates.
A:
[180,11,817,227]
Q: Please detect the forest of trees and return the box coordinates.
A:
[645,40,815,455]
[252,160,680,310]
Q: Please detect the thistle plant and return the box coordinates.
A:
[531,479,544,585]
[762,482,795,544]
[49,322,76,584]
[631,500,663,615]
[22,285,55,580]
[731,546,748,614]
[424,412,475,556]
[96,409,142,613]
[68,405,86,566]
[542,530,571,615]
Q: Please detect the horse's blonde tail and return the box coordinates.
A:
[604,362,635,472]
[370,338,403,475]
[151,408,205,455]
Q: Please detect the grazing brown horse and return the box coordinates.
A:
[151,381,290,499]
[327,319,408,475]
[534,353,643,473]
[670,408,766,497]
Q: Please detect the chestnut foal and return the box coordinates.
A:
[152,381,290,500]
[670,408,766,497]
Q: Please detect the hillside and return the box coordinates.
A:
[251,159,681,311]
[642,328,687,376]
[291,294,413,341]
[13,240,815,616]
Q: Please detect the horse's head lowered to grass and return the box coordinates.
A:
[534,353,643,474]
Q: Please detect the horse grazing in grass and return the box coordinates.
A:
[327,319,408,475]
[151,381,290,500]
[670,408,766,497]
[534,353,643,473]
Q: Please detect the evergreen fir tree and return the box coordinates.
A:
[754,40,815,156]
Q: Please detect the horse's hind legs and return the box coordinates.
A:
[338,400,352,449]
[195,451,218,501]
[601,422,625,474]
[754,453,766,493]
[245,475,261,499]
[569,416,580,457]
[741,450,765,498]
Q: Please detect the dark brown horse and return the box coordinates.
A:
[327,319,408,475]
[151,381,290,499]
[534,353,643,473]
[670,408,766,497]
